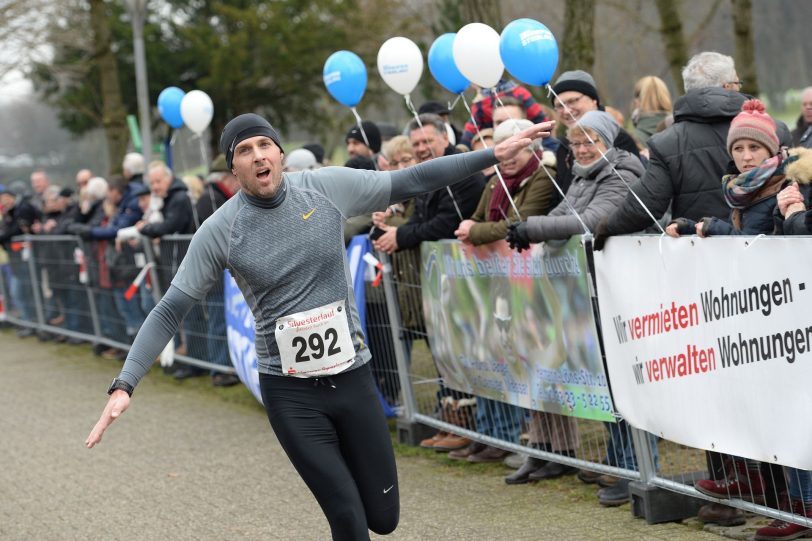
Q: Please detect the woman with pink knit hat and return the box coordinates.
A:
[666,98,788,237]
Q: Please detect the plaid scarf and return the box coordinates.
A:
[722,154,785,208]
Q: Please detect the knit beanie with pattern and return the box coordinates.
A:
[727,99,779,156]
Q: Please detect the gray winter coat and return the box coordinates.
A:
[526,149,644,241]
[604,87,746,236]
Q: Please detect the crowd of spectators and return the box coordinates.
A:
[3,49,812,539]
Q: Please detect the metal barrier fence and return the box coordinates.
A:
[2,233,810,530]
[1,235,234,375]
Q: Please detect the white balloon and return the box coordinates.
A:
[180,90,214,135]
[377,37,424,96]
[452,23,504,88]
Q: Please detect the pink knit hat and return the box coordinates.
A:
[727,99,779,155]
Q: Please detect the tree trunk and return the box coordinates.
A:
[560,0,595,75]
[731,0,760,97]
[654,0,688,92]
[460,0,502,30]
[89,0,128,175]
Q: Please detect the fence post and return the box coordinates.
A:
[628,426,705,523]
[78,239,103,339]
[378,251,433,445]
[25,236,47,333]
[140,236,164,305]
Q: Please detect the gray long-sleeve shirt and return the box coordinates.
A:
[118,149,497,388]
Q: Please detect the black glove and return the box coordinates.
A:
[506,222,531,252]
[669,217,697,236]
[67,223,92,239]
[592,217,610,251]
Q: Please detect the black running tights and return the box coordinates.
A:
[259,363,399,541]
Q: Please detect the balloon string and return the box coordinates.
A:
[447,94,462,113]
[405,96,464,222]
[490,88,589,235]
[546,84,665,235]
[350,106,379,171]
[459,92,522,221]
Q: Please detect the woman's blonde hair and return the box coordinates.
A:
[634,76,672,113]
[381,135,412,161]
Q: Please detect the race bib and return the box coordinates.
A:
[276,300,356,378]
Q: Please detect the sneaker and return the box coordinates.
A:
[448,442,486,461]
[694,461,765,503]
[504,452,527,470]
[92,343,107,356]
[754,500,812,540]
[467,445,510,463]
[173,365,206,380]
[419,431,448,449]
[598,478,631,507]
[697,503,746,527]
[432,434,471,452]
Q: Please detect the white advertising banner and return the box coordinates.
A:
[595,235,812,470]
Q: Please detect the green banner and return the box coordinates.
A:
[421,237,614,422]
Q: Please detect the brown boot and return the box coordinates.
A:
[419,431,448,449]
[448,442,486,460]
[696,503,746,527]
[433,433,471,452]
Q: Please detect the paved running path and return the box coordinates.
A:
[0,330,723,540]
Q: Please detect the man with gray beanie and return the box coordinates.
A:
[593,52,747,249]
[549,70,641,210]
[86,111,555,540]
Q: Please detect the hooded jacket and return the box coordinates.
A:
[603,87,746,235]
[526,149,644,241]
[139,178,195,237]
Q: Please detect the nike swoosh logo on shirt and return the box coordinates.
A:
[383,485,394,494]
[302,208,316,220]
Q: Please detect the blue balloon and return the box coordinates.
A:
[500,19,559,87]
[323,51,367,107]
[157,86,185,129]
[428,33,469,94]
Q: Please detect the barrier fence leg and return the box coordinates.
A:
[379,251,434,446]
[26,237,47,337]
[79,240,103,340]
[629,426,705,524]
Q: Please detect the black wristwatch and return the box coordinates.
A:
[107,378,134,397]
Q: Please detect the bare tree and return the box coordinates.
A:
[730,0,759,96]
[460,0,502,29]
[89,0,127,174]
[0,0,53,82]
[654,0,688,92]
[560,0,595,74]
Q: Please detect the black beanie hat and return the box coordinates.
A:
[345,120,381,154]
[220,113,284,169]
[551,70,601,108]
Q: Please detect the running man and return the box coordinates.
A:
[85,113,554,540]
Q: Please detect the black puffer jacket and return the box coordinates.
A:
[604,87,746,235]
[139,178,196,237]
[395,146,486,249]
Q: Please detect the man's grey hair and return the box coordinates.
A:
[493,118,540,151]
[122,152,145,176]
[148,161,173,179]
[407,113,446,135]
[43,185,61,201]
[681,52,737,92]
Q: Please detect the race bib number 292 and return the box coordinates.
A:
[276,300,356,378]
